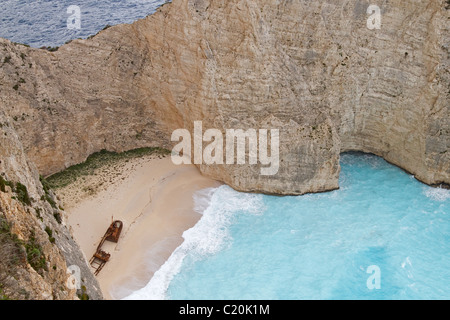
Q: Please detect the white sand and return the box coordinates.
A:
[57,155,221,300]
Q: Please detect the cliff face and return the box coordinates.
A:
[0,110,102,300]
[0,0,448,196]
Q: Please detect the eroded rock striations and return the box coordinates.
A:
[0,0,448,297]
[0,110,102,299]
[1,0,448,196]
[1,0,448,194]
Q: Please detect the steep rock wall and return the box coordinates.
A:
[0,110,102,299]
[0,0,448,196]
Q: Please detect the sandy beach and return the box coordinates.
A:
[56,154,221,300]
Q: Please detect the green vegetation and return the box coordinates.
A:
[0,176,32,206]
[0,285,10,300]
[1,216,51,298]
[1,216,50,274]
[53,212,62,224]
[40,194,56,208]
[87,24,113,40]
[24,231,47,274]
[12,84,19,91]
[44,147,170,190]
[3,56,11,64]
[44,226,55,244]
[0,215,25,270]
[12,42,30,48]
[0,176,14,192]
[40,175,57,209]
[40,46,59,52]
[14,182,31,206]
[35,207,43,222]
[40,175,51,194]
[78,285,89,300]
[0,215,27,294]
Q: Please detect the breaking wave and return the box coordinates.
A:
[123,185,264,300]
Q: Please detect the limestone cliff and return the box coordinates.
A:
[0,110,102,299]
[0,0,448,196]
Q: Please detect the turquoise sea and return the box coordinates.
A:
[126,153,449,300]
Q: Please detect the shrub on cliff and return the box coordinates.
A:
[14,182,31,206]
[1,216,47,276]
[0,176,13,193]
[0,215,27,294]
[24,231,47,274]
[0,177,32,206]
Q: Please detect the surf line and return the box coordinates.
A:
[171,121,280,176]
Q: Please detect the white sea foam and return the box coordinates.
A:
[423,186,450,202]
[123,185,264,300]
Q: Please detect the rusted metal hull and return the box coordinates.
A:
[105,221,123,243]
[89,220,123,276]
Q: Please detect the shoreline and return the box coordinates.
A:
[56,154,221,300]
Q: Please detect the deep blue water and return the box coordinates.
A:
[126,153,450,300]
[0,0,169,48]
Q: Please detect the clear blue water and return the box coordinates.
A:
[126,153,450,300]
[0,0,169,48]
